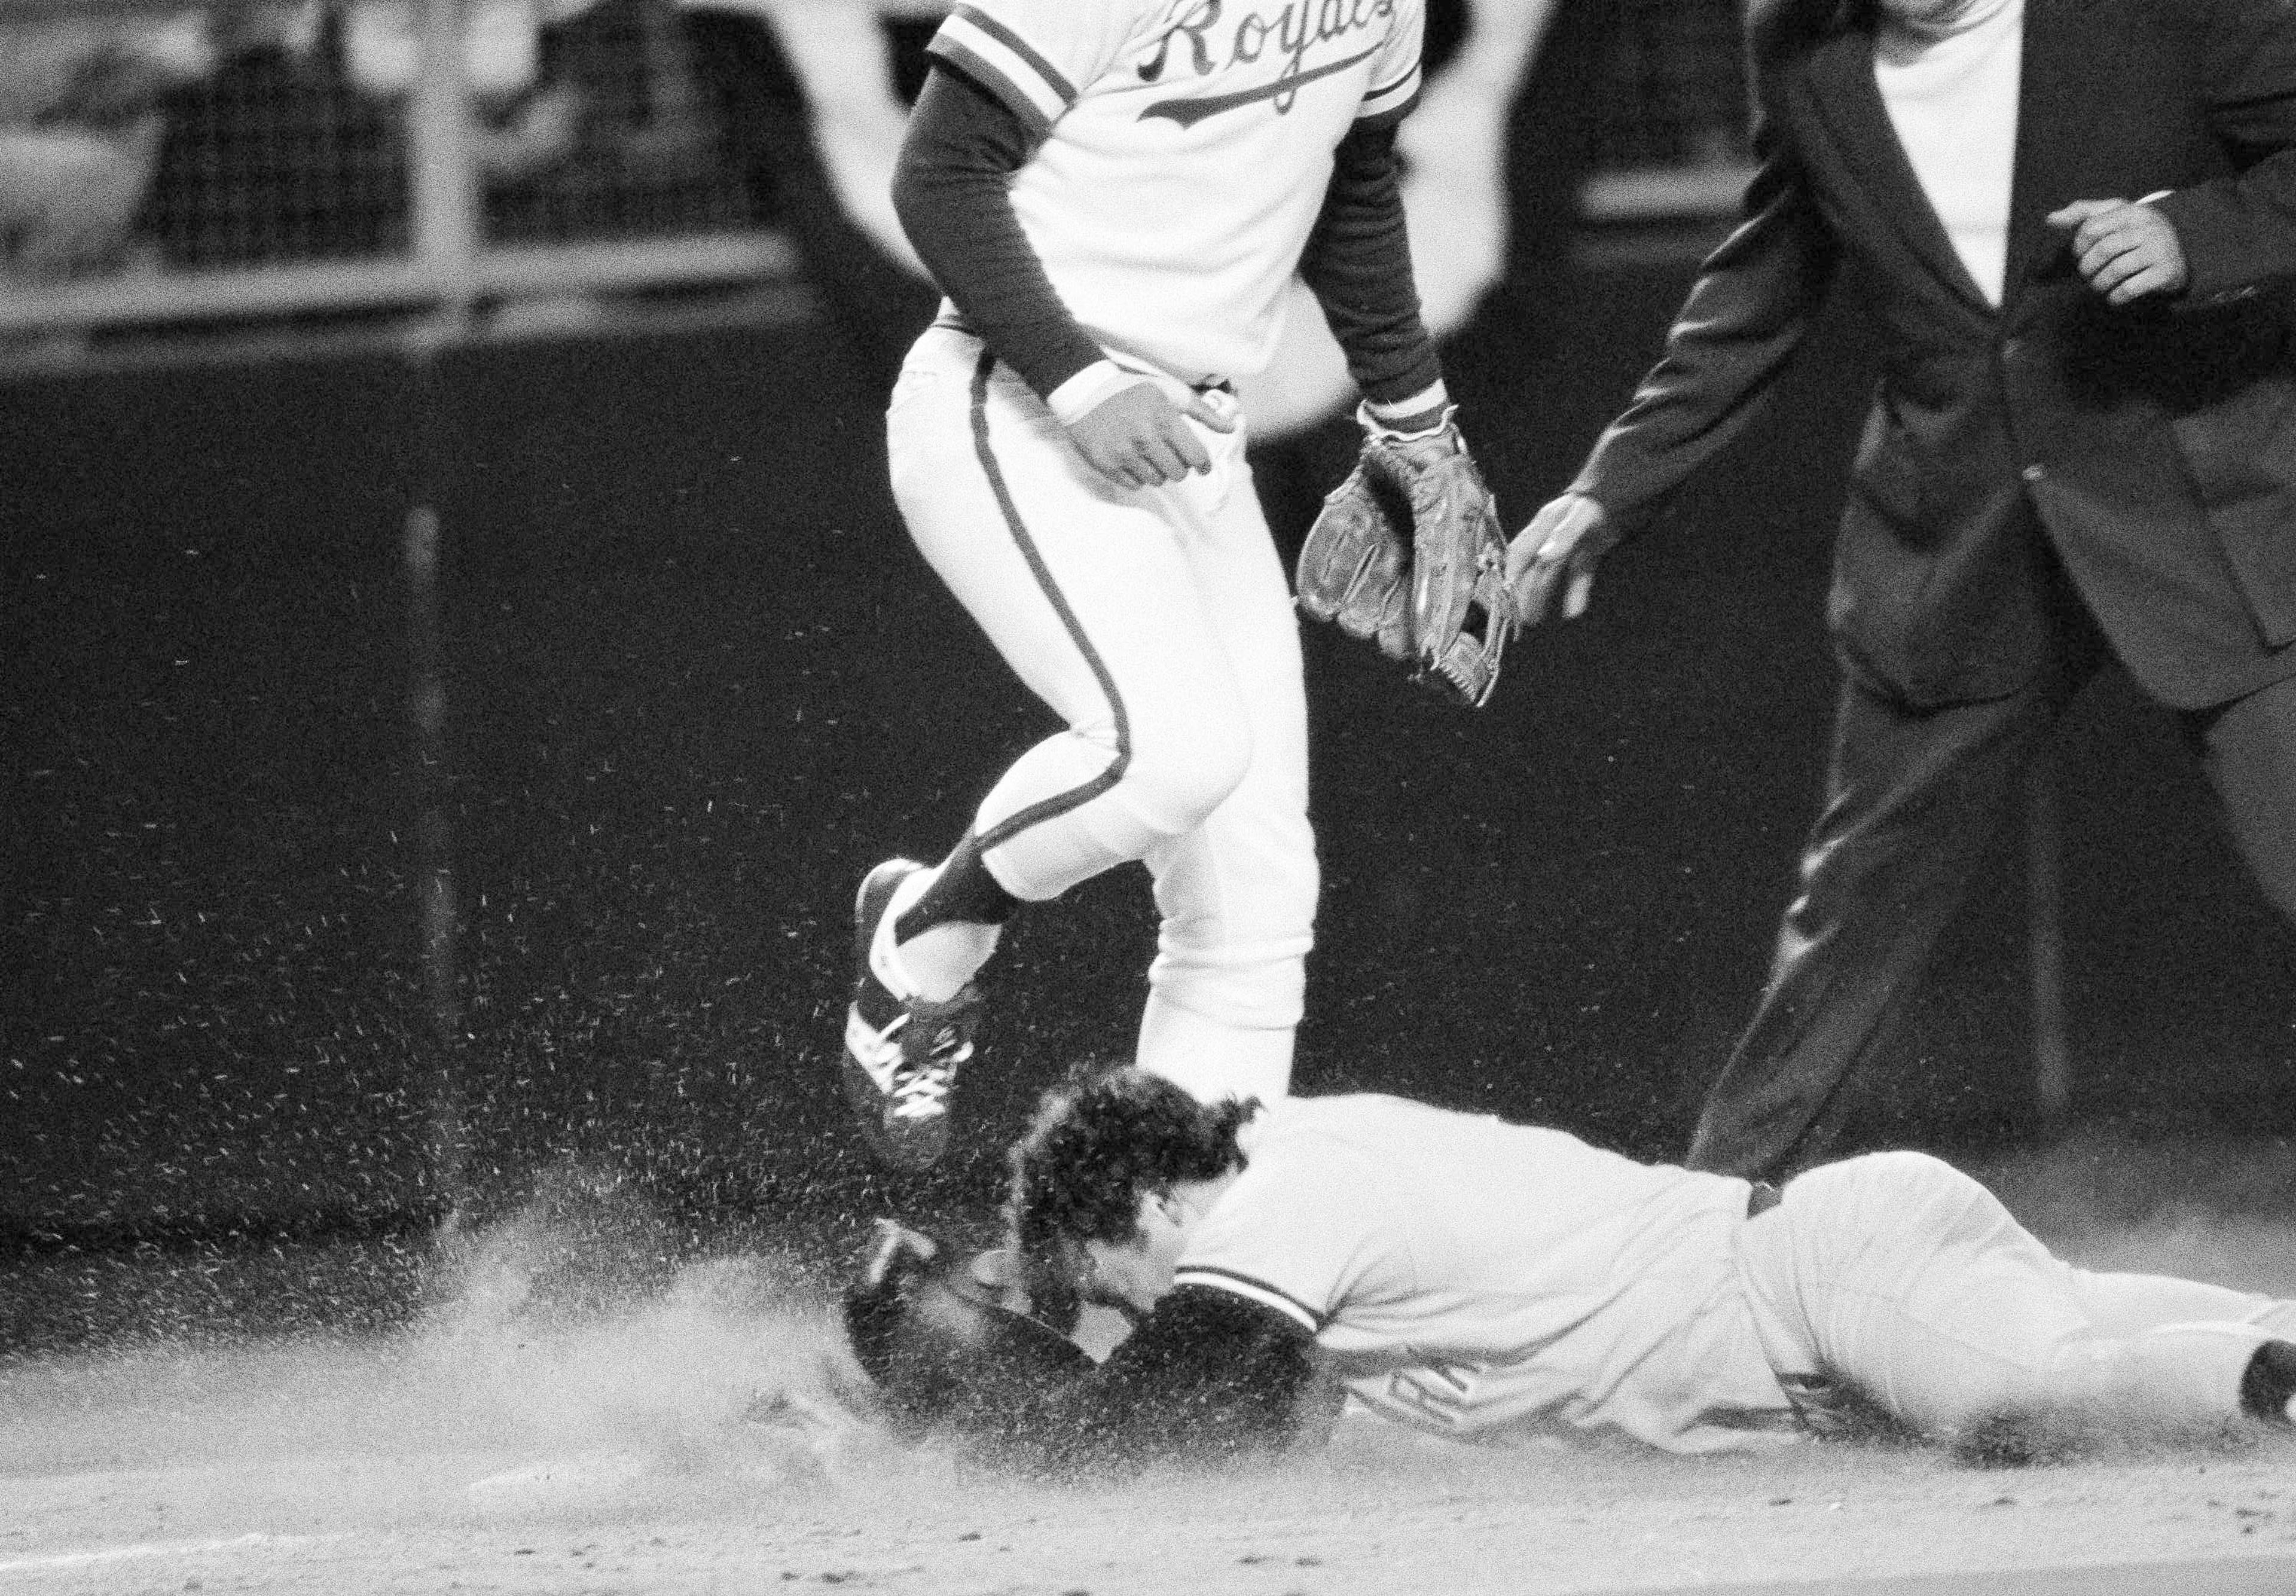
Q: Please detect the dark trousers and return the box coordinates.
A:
[1684,605,2296,1185]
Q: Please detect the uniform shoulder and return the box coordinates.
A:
[1240,1095,1412,1166]
[1255,1092,1434,1131]
[1247,1093,1502,1167]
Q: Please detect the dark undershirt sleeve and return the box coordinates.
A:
[976,1286,1323,1478]
[889,63,1108,402]
[1297,121,1445,411]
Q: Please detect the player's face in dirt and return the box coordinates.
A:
[1074,1191,1190,1319]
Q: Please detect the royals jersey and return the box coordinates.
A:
[926,0,1424,383]
[1174,1095,1799,1452]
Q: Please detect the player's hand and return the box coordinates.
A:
[1506,493,1619,627]
[860,1219,941,1293]
[2045,197,2188,304]
[1065,379,1237,490]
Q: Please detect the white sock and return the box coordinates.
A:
[874,865,1002,1004]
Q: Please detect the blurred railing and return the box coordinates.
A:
[1581,0,1751,222]
[0,0,792,343]
[0,0,1751,358]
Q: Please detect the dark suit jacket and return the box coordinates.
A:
[1574,0,2296,709]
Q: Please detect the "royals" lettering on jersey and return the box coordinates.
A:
[925,0,1425,383]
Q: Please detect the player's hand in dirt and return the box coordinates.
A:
[1066,379,1236,490]
[1507,493,1619,627]
[2045,197,2188,304]
[860,1219,942,1293]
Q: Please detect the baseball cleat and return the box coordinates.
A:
[842,858,980,1171]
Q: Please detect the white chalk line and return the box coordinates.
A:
[0,1530,355,1574]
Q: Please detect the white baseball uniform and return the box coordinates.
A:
[1174,1095,2296,1451]
[886,0,1431,1104]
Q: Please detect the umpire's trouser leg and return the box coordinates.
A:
[2182,670,2296,923]
[1684,660,2091,1184]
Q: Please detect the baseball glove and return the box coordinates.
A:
[1294,408,1515,709]
[841,1222,1091,1438]
[1293,447,1415,667]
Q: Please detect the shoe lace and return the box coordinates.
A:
[889,1063,954,1118]
[880,1009,971,1120]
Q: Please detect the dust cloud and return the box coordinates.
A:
[0,1179,930,1548]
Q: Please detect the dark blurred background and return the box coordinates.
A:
[4,0,2291,1330]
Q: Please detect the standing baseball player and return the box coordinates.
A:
[841,0,1514,1168]
[847,1067,2296,1471]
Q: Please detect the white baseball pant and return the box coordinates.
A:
[885,324,1315,1106]
[1739,1150,2296,1444]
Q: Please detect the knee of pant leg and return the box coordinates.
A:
[1149,812,1318,946]
[1879,1151,2005,1225]
[1147,890,1315,1035]
[1819,1151,2012,1246]
[1815,1149,1968,1204]
[1148,944,1308,1034]
[1119,710,1254,835]
[1852,1149,1960,1185]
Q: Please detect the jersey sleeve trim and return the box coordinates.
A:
[1354,63,1421,126]
[1172,1265,1326,1333]
[929,5,1078,139]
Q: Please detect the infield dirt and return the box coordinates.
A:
[7,1139,2296,1595]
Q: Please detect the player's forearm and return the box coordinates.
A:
[983,1287,1321,1478]
[1298,123,1446,426]
[890,66,1108,402]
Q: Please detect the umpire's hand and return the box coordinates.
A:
[2046,197,2189,304]
[1066,379,1237,490]
[1507,493,1619,627]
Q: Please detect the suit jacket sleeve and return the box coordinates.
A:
[2149,0,2296,305]
[1568,38,1842,530]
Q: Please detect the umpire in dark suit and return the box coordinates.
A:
[1507,0,2296,1183]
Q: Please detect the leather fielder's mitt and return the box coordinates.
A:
[841,1222,1090,1438]
[1294,407,1515,709]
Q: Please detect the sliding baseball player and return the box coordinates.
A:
[848,1068,2296,1471]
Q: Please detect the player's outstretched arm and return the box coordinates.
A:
[997,1286,1322,1475]
[844,1235,1321,1476]
[1290,124,1519,705]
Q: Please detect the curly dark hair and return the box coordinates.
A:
[1004,1065,1256,1262]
